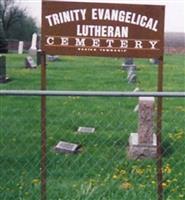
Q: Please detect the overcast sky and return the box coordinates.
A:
[16,0,184,32]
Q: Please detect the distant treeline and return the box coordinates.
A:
[165,32,185,48]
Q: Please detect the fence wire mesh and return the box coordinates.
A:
[0,96,41,199]
[0,53,185,200]
[0,95,185,200]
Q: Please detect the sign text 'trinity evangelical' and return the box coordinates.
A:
[42,0,165,58]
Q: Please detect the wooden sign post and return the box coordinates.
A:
[41,1,165,200]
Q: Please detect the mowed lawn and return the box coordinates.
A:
[0,53,185,200]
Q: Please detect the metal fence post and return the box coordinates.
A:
[41,51,47,200]
[157,56,164,200]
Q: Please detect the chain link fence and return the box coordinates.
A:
[0,91,185,200]
[0,52,184,199]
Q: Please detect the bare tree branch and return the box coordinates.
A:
[0,0,26,33]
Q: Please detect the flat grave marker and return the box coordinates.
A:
[77,127,95,134]
[47,55,59,62]
[54,141,81,153]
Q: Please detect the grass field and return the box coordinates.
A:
[0,53,185,200]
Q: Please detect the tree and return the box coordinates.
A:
[7,15,38,41]
[0,0,24,33]
[0,0,38,41]
[0,18,8,53]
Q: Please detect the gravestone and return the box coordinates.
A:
[133,87,139,92]
[18,41,24,54]
[149,58,159,65]
[128,97,157,159]
[122,58,136,71]
[54,141,81,153]
[25,56,37,68]
[77,127,95,134]
[47,55,59,62]
[127,65,136,83]
[37,49,42,66]
[28,33,37,57]
[133,88,139,112]
[37,34,42,49]
[133,104,139,112]
[0,55,9,83]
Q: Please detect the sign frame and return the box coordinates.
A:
[42,0,165,58]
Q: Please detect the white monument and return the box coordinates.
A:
[29,33,37,57]
[18,41,24,54]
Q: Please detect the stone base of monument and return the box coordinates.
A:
[25,56,37,69]
[0,76,10,83]
[128,133,157,159]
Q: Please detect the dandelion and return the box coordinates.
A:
[151,181,156,185]
[162,182,167,188]
[112,175,118,179]
[169,131,184,141]
[163,164,172,174]
[32,178,40,186]
[171,188,177,193]
[139,184,145,188]
[119,169,126,175]
[121,181,133,190]
[176,106,185,112]
[166,179,172,184]
[135,168,144,175]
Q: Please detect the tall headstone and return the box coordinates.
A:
[18,41,24,54]
[37,49,42,66]
[138,97,154,144]
[37,34,42,49]
[0,55,9,83]
[29,33,37,57]
[121,57,137,83]
[128,97,157,159]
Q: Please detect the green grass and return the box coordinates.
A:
[0,53,185,200]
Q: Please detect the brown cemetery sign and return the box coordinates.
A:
[42,0,165,58]
[41,2,165,200]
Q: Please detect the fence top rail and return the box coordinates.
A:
[0,90,185,97]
